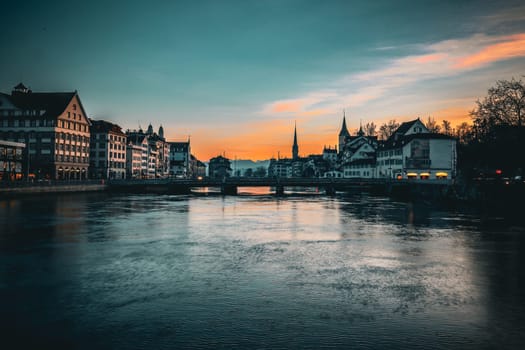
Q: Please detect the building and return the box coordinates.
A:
[340,133,377,178]
[0,140,25,181]
[146,124,170,178]
[208,155,232,178]
[268,157,293,178]
[126,130,149,179]
[190,154,206,178]
[322,146,338,164]
[169,140,191,178]
[89,119,127,179]
[0,83,91,180]
[267,124,307,178]
[125,124,169,179]
[376,118,456,180]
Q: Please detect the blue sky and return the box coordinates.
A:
[1,0,524,159]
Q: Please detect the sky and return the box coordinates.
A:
[1,0,525,160]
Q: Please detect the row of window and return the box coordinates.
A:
[55,155,89,163]
[57,132,89,143]
[1,119,55,128]
[378,149,402,158]
[378,159,403,166]
[0,147,23,158]
[58,119,88,132]
[344,171,372,177]
[66,110,81,120]
[57,144,89,153]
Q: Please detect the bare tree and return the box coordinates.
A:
[425,116,441,133]
[441,120,453,135]
[471,78,525,134]
[364,122,377,136]
[454,122,472,144]
[379,119,400,140]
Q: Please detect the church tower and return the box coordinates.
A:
[338,110,350,153]
[292,122,299,160]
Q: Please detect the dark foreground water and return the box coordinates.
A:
[1,190,524,349]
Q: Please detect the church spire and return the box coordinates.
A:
[338,110,351,154]
[292,121,299,160]
[339,109,350,137]
[357,119,364,136]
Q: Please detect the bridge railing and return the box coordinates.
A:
[106,177,453,188]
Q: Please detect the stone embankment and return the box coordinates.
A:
[0,181,107,196]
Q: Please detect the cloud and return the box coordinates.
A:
[265,91,336,119]
[454,33,525,69]
[271,100,302,113]
[263,31,525,118]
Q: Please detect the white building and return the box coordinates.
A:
[126,131,149,179]
[376,119,456,180]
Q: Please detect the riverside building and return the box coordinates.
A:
[89,119,127,179]
[0,83,91,180]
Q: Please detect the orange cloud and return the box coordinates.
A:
[297,109,330,117]
[454,33,525,69]
[271,100,302,113]
[411,53,447,64]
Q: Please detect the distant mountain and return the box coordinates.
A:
[231,159,270,175]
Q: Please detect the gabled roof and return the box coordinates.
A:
[8,91,76,119]
[14,82,28,90]
[393,119,420,137]
[126,132,148,145]
[380,132,455,150]
[90,119,125,135]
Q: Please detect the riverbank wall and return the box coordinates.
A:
[0,182,107,197]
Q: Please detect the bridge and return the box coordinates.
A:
[107,177,453,196]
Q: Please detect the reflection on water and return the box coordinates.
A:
[1,192,524,349]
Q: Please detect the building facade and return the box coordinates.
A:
[125,124,169,179]
[376,119,456,180]
[0,83,91,180]
[89,119,127,179]
[126,132,148,179]
[208,155,232,178]
[169,141,191,178]
[0,140,25,181]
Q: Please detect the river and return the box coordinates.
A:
[1,190,524,349]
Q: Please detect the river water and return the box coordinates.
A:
[1,190,524,349]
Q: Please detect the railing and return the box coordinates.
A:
[107,177,452,188]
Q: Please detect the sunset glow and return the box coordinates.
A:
[1,1,524,161]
